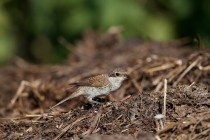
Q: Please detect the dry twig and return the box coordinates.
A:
[131,79,143,93]
[173,56,202,86]
[53,116,86,140]
[163,79,167,117]
[83,106,103,137]
[8,80,30,109]
[145,63,177,74]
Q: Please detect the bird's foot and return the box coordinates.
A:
[92,97,107,104]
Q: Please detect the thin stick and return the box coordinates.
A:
[157,122,176,135]
[155,119,160,131]
[8,80,29,109]
[120,95,131,102]
[200,65,210,71]
[191,128,210,140]
[173,57,202,86]
[188,82,195,88]
[0,113,52,120]
[168,66,186,82]
[145,63,176,74]
[53,116,86,140]
[154,82,163,92]
[131,79,143,93]
[155,135,162,140]
[163,79,167,117]
[83,106,103,137]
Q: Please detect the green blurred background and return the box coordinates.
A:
[0,0,210,64]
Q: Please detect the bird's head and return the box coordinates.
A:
[108,68,128,84]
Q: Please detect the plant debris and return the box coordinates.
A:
[0,31,210,139]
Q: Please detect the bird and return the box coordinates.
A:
[48,69,128,111]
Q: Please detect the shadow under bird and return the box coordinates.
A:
[49,69,128,111]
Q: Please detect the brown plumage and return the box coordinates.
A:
[69,74,110,87]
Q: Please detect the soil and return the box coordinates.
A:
[0,31,210,140]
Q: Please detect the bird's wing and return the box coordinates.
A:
[69,74,110,87]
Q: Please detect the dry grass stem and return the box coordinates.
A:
[201,65,210,71]
[154,82,163,92]
[163,79,167,117]
[53,116,86,140]
[120,95,131,102]
[145,63,177,74]
[8,80,30,109]
[131,79,143,93]
[83,106,103,137]
[173,56,202,86]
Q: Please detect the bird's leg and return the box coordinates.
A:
[92,97,107,103]
[87,97,104,104]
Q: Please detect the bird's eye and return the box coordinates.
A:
[115,72,120,76]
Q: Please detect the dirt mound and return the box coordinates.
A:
[0,31,210,139]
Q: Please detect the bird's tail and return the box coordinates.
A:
[48,90,84,111]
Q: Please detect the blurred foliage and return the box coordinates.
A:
[0,0,210,64]
[0,4,15,64]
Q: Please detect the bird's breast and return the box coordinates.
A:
[109,82,122,91]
